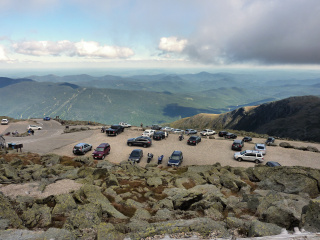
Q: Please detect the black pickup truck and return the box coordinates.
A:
[106,124,124,136]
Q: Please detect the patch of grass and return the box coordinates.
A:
[112,202,136,218]
[2,152,41,165]
[182,179,196,189]
[60,156,83,167]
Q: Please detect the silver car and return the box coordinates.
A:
[255,143,266,155]
[234,150,264,163]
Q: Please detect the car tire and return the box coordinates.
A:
[143,144,147,148]
[128,143,132,146]
[255,159,260,164]
[115,132,118,136]
[237,158,242,162]
[102,155,105,160]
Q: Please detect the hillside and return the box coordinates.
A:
[171,96,320,142]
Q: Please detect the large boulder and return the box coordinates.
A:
[248,220,282,237]
[0,193,24,228]
[127,218,229,239]
[96,222,124,240]
[146,177,162,187]
[301,199,320,232]
[64,203,102,230]
[163,188,202,210]
[248,166,320,197]
[52,194,78,215]
[21,203,52,228]
[40,154,60,167]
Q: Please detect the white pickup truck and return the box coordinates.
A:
[119,122,131,128]
[142,129,155,137]
[200,129,216,136]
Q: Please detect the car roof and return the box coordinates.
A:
[256,143,266,146]
[233,139,242,143]
[97,143,109,147]
[132,149,142,152]
[172,150,182,154]
[75,143,88,146]
[267,161,281,166]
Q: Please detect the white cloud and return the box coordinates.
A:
[0,45,12,62]
[158,37,188,53]
[74,41,134,58]
[12,40,134,59]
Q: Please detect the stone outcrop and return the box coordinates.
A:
[0,152,320,239]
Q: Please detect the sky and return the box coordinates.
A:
[0,0,320,73]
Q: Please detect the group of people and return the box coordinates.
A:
[28,129,35,135]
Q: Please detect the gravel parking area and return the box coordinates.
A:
[1,122,320,169]
[48,127,320,169]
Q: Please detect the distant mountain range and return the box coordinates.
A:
[171,95,320,142]
[0,71,320,126]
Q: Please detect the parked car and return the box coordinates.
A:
[153,131,166,140]
[142,129,155,137]
[161,126,174,132]
[1,119,9,125]
[119,122,131,128]
[185,129,197,135]
[266,161,281,167]
[218,131,228,137]
[92,143,110,159]
[128,149,143,163]
[106,124,124,136]
[167,150,183,167]
[255,143,266,155]
[151,124,162,130]
[28,125,42,130]
[265,137,275,145]
[225,133,237,139]
[73,143,92,155]
[232,139,244,151]
[242,136,252,142]
[200,129,216,136]
[234,150,264,163]
[173,129,184,134]
[127,136,152,148]
[187,135,201,145]
[43,117,51,121]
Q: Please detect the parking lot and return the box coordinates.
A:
[1,120,320,169]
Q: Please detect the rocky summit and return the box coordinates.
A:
[0,152,320,240]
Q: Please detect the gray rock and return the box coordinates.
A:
[301,199,320,232]
[153,208,174,221]
[21,203,51,228]
[174,177,193,188]
[97,222,124,240]
[146,176,162,187]
[248,220,282,237]
[0,193,24,228]
[40,154,60,167]
[43,228,76,240]
[163,188,202,210]
[131,208,152,220]
[106,173,119,186]
[52,194,78,215]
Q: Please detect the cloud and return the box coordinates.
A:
[158,37,188,53]
[12,40,134,59]
[178,0,320,65]
[0,45,12,62]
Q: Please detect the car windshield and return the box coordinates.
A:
[189,137,197,140]
[170,154,181,160]
[256,145,265,149]
[96,147,104,151]
[130,151,140,157]
[240,151,246,155]
[168,159,180,163]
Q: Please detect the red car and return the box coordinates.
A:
[92,143,110,160]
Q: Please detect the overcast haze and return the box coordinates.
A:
[0,0,320,72]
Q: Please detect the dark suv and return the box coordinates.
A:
[151,124,162,130]
[231,139,244,151]
[225,133,237,139]
[265,137,275,145]
[92,143,110,160]
[167,150,183,167]
[73,143,92,155]
[127,136,152,148]
[128,149,143,163]
[187,135,201,145]
[219,131,228,137]
[153,131,165,140]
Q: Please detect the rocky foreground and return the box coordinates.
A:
[0,152,320,240]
